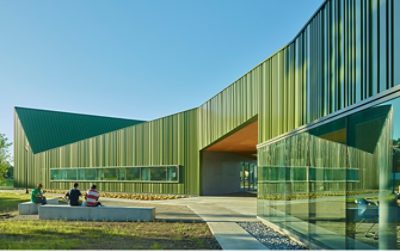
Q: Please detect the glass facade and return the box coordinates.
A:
[395,0,400,85]
[50,166,180,183]
[240,162,258,192]
[258,96,400,249]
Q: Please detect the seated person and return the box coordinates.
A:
[65,182,82,206]
[31,183,47,205]
[395,192,400,207]
[83,184,102,207]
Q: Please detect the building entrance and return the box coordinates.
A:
[200,118,258,196]
[240,161,257,192]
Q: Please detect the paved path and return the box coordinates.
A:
[103,196,266,249]
[181,197,265,249]
[208,222,266,250]
[100,198,202,222]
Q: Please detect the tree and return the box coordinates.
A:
[0,133,12,181]
[6,166,13,179]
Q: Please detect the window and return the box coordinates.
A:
[50,169,62,180]
[79,169,97,180]
[66,169,77,180]
[126,168,140,180]
[167,166,178,181]
[118,169,126,180]
[394,0,400,85]
[50,165,180,183]
[103,168,118,180]
[141,167,150,181]
[150,167,166,181]
[258,95,400,249]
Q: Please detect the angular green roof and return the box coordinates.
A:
[15,107,145,154]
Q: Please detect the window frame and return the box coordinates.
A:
[49,165,181,183]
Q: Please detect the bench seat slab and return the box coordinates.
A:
[38,205,155,222]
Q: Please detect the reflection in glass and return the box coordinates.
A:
[141,167,150,181]
[118,169,126,180]
[80,169,97,180]
[167,166,178,181]
[50,169,62,180]
[150,167,166,181]
[50,166,179,183]
[394,0,400,84]
[258,97,400,249]
[240,162,258,192]
[66,169,77,180]
[103,168,117,180]
[126,168,140,180]
[97,169,104,180]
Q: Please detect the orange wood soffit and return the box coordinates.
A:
[205,120,258,155]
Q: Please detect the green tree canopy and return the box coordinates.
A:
[0,133,12,180]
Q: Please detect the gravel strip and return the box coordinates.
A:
[238,222,307,250]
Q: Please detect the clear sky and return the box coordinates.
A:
[0,0,323,150]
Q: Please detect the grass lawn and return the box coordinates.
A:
[0,192,221,249]
[0,192,29,214]
[0,221,220,249]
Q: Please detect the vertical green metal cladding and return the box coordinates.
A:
[198,0,400,146]
[257,0,400,142]
[198,70,259,150]
[14,109,199,195]
[14,0,400,195]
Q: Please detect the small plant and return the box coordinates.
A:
[150,242,161,249]
[195,238,205,247]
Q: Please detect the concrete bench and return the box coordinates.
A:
[38,205,155,222]
[18,198,60,215]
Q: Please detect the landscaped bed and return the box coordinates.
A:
[0,191,221,249]
[45,189,187,201]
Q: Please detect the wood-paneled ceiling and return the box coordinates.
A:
[204,120,258,156]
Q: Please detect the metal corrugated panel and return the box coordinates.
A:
[198,70,260,150]
[14,109,199,195]
[14,0,400,195]
[257,0,400,142]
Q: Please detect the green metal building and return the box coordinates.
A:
[14,0,400,248]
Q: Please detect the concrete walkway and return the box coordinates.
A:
[208,222,266,250]
[173,197,266,249]
[103,196,267,249]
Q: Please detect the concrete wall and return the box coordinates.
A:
[201,151,255,195]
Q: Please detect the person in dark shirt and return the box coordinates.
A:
[65,183,82,206]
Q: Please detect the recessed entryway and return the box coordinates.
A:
[200,118,258,196]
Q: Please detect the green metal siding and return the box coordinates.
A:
[15,109,199,195]
[198,70,260,150]
[14,0,400,195]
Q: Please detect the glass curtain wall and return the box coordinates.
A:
[258,96,400,249]
[240,162,258,192]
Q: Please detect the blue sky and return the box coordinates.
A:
[0,0,323,149]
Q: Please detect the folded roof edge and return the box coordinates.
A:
[15,106,145,154]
